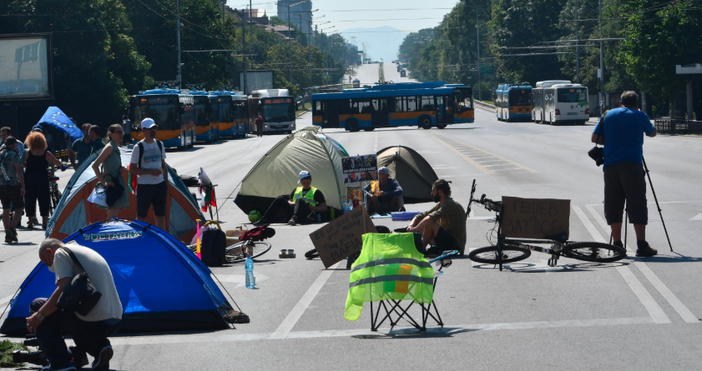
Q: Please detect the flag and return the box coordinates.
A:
[198,167,216,213]
[128,164,138,195]
[36,106,83,142]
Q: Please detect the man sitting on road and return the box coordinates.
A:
[364,166,404,215]
[28,238,122,371]
[254,170,327,226]
[407,179,466,256]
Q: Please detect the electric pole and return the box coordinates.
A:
[476,8,481,100]
[599,0,605,109]
[575,0,580,83]
[243,7,247,94]
[176,0,182,89]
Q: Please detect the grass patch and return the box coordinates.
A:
[295,102,311,116]
[0,340,29,368]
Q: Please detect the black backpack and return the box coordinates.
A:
[200,227,227,267]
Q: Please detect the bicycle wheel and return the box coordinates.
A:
[226,241,272,263]
[468,244,531,264]
[561,242,626,263]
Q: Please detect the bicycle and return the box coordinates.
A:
[188,222,272,263]
[465,180,627,271]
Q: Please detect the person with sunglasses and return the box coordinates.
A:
[129,118,168,230]
[92,125,129,220]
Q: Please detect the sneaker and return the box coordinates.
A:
[287,217,297,226]
[5,230,12,244]
[612,240,624,249]
[9,228,18,242]
[424,245,443,258]
[636,241,658,257]
[91,346,113,370]
[252,218,269,227]
[41,362,76,371]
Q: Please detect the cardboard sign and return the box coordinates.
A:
[500,197,570,239]
[309,205,375,268]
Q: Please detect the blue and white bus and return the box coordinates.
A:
[495,83,533,121]
[129,89,196,149]
[312,82,474,132]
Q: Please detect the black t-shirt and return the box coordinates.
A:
[289,188,326,204]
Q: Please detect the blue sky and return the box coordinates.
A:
[226,0,460,33]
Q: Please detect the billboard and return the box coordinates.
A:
[239,71,273,94]
[0,34,53,101]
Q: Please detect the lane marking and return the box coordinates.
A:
[690,213,702,221]
[270,262,340,339]
[572,205,670,324]
[108,317,654,346]
[431,135,493,174]
[585,205,698,323]
[436,135,538,173]
[373,132,378,152]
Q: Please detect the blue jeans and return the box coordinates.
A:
[30,298,121,367]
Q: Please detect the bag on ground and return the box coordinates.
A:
[200,227,227,267]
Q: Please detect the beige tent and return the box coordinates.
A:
[235,126,345,215]
[377,145,439,204]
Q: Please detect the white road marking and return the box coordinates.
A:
[689,213,702,221]
[270,262,340,339]
[585,205,698,323]
[373,133,378,152]
[573,205,670,324]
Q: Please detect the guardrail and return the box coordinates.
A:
[654,118,702,135]
[474,100,495,111]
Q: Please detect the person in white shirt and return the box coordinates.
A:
[129,118,168,230]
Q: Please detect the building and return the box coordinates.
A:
[276,0,312,35]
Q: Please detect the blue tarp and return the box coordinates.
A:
[1,220,232,336]
[36,106,83,142]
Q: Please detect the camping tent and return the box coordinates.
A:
[235,126,344,215]
[46,147,204,244]
[1,220,233,336]
[376,145,439,204]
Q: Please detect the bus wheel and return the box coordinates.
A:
[362,127,375,132]
[347,119,360,132]
[436,122,448,129]
[419,116,432,129]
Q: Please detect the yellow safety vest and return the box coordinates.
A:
[293,186,318,207]
[344,233,434,321]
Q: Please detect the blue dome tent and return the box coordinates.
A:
[1,220,234,336]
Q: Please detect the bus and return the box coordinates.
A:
[208,93,232,139]
[311,81,474,131]
[249,89,296,135]
[532,81,590,125]
[129,89,195,149]
[191,92,218,142]
[231,94,250,137]
[495,83,532,121]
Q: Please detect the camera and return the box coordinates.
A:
[588,146,605,167]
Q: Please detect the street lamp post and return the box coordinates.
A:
[287,0,310,84]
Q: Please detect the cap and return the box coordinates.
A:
[4,136,17,145]
[298,170,311,183]
[141,118,158,129]
[378,166,390,175]
[32,126,43,132]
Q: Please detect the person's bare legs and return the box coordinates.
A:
[107,209,120,220]
[420,220,441,250]
[11,207,23,229]
[610,222,646,243]
[154,216,166,230]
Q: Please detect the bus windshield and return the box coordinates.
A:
[262,103,295,122]
[509,89,531,105]
[133,98,179,130]
[454,88,473,111]
[558,88,587,103]
[194,102,209,126]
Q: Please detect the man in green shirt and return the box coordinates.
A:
[407,179,466,256]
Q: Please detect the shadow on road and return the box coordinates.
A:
[352,326,475,340]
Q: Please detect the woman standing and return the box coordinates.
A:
[92,124,129,219]
[22,132,64,229]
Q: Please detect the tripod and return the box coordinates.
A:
[610,156,674,252]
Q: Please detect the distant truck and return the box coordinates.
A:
[400,69,407,78]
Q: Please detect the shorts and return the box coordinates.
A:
[604,162,647,225]
[137,181,167,217]
[434,226,459,251]
[0,184,24,210]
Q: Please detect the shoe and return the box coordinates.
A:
[424,245,443,258]
[27,221,34,229]
[636,241,658,257]
[287,217,297,226]
[612,240,624,248]
[91,346,113,370]
[7,228,18,242]
[5,231,12,244]
[253,218,269,227]
[41,361,76,371]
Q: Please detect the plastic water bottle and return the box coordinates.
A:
[245,256,255,289]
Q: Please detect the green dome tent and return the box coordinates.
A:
[377,145,439,204]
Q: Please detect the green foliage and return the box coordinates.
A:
[0,340,29,368]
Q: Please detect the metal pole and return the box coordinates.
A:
[176,0,182,89]
[243,8,247,94]
[642,156,674,252]
[599,0,604,110]
[476,8,481,100]
[288,5,293,83]
[575,0,580,83]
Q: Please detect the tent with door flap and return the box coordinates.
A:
[1,220,234,336]
[376,145,439,204]
[45,147,205,244]
[234,126,345,216]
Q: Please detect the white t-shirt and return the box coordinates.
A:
[129,140,167,185]
[52,243,123,322]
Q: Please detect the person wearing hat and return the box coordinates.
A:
[254,170,327,226]
[129,118,168,230]
[364,166,404,215]
[0,137,25,242]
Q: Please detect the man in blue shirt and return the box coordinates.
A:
[364,167,404,214]
[69,123,94,170]
[591,91,657,257]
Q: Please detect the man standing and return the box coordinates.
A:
[0,137,25,243]
[129,118,168,230]
[90,125,106,154]
[592,90,657,257]
[29,238,122,371]
[254,170,327,226]
[256,115,264,137]
[69,124,94,170]
[407,179,466,256]
[364,166,404,214]
[0,126,25,155]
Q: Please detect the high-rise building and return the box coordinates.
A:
[276,0,312,35]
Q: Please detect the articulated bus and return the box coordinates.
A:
[311,81,474,132]
[532,81,590,125]
[495,83,532,121]
[248,89,296,134]
[209,92,249,138]
[130,89,195,148]
[192,92,218,142]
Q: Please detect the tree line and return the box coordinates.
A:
[399,0,702,117]
[1,0,356,127]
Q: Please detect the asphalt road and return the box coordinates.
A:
[2,106,702,370]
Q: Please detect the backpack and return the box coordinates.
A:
[200,226,227,267]
[137,140,163,169]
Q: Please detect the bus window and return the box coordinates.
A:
[557,88,587,103]
[509,90,531,105]
[395,97,405,112]
[406,96,417,112]
[314,100,323,114]
[420,96,434,110]
[358,100,373,113]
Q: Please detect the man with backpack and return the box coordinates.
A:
[129,118,168,230]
